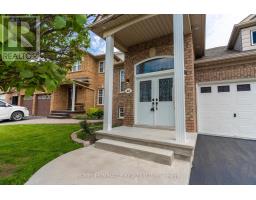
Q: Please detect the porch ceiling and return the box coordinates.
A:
[90,14,205,58]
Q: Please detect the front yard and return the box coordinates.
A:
[0,124,81,185]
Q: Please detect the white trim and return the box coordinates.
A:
[136,69,174,79]
[119,69,125,93]
[98,61,105,73]
[251,29,256,46]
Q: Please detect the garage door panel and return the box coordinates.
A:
[36,94,51,116]
[198,81,256,139]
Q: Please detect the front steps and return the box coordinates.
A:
[95,127,197,166]
[95,139,174,165]
[47,110,85,119]
[96,132,194,159]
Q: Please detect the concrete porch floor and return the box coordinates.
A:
[96,126,197,147]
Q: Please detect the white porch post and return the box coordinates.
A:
[103,35,114,131]
[173,14,186,143]
[71,82,76,112]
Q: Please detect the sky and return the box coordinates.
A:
[88,14,248,55]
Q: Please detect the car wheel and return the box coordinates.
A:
[11,111,24,121]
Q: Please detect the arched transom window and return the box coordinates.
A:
[136,57,174,75]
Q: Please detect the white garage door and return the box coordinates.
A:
[197,81,256,139]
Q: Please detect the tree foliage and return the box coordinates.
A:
[0,14,93,95]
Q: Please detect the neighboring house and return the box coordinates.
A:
[2,90,52,116]
[3,52,124,117]
[90,14,256,141]
[48,52,124,118]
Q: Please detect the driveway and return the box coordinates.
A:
[189,134,256,185]
[0,117,85,125]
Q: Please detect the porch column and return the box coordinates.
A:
[71,82,76,112]
[173,14,186,143]
[103,35,114,131]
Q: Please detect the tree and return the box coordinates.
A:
[0,14,94,95]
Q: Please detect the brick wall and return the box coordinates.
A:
[195,60,256,83]
[115,34,197,132]
[51,54,105,112]
[112,65,126,126]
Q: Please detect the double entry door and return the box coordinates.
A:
[136,75,175,128]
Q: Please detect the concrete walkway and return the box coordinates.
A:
[0,117,102,125]
[26,146,191,185]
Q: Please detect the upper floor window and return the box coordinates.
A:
[99,61,105,73]
[72,61,81,72]
[120,69,125,93]
[251,30,256,45]
[136,57,174,75]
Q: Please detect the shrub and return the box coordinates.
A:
[72,114,87,120]
[79,120,95,143]
[86,107,104,120]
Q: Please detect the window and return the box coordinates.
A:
[136,57,174,75]
[118,106,124,119]
[140,80,152,102]
[120,69,125,93]
[237,84,251,92]
[251,30,256,45]
[0,100,6,107]
[98,89,104,105]
[218,85,230,93]
[99,61,105,73]
[159,78,173,101]
[200,87,211,93]
[72,61,81,72]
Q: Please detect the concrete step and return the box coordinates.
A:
[50,112,70,116]
[51,110,85,114]
[95,139,174,165]
[47,115,70,119]
[96,131,194,160]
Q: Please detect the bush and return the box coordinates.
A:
[79,120,95,143]
[86,107,103,120]
[72,114,87,120]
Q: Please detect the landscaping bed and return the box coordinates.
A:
[0,124,81,185]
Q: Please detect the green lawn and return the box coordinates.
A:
[0,124,81,185]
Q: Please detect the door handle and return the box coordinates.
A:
[156,101,158,110]
[233,113,237,118]
[151,99,155,112]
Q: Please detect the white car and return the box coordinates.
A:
[0,100,29,121]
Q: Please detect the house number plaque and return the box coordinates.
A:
[125,88,132,94]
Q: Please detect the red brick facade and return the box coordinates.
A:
[195,58,256,83]
[112,34,197,132]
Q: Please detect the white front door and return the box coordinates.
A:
[136,75,175,128]
[198,81,256,139]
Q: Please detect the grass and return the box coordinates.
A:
[76,123,103,141]
[0,124,81,185]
